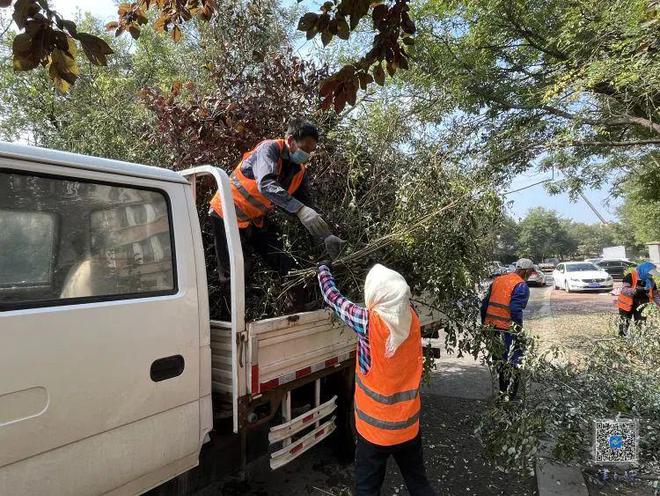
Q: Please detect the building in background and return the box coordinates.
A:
[647,242,660,264]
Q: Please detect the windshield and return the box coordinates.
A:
[566,263,598,272]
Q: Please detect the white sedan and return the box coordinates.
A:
[552,262,614,292]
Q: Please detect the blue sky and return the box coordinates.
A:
[42,1,619,224]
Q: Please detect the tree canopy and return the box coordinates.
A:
[391,0,660,194]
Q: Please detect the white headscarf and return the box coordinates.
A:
[364,264,413,358]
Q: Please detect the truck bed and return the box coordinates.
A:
[210,309,356,398]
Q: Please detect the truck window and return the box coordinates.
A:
[0,209,56,288]
[0,170,176,310]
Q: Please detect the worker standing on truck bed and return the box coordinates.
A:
[481,258,533,399]
[317,263,436,496]
[617,261,659,336]
[209,118,345,303]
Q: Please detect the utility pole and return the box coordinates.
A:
[578,191,609,225]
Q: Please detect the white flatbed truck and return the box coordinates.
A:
[0,143,440,495]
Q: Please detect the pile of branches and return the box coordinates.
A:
[141,3,502,322]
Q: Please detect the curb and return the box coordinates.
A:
[536,460,589,496]
[536,441,589,496]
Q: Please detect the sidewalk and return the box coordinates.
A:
[426,330,589,496]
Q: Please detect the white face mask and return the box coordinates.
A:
[290,148,311,164]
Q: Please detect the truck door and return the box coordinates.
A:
[179,166,246,434]
[0,159,202,495]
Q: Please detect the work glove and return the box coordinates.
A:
[324,235,346,261]
[296,205,331,239]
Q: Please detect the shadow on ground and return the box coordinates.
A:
[198,363,537,496]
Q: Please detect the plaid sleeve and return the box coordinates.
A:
[317,265,371,374]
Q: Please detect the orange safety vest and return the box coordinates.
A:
[617,271,653,313]
[209,139,307,228]
[354,308,423,446]
[484,272,525,330]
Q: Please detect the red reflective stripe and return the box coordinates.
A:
[290,443,304,455]
[260,378,278,392]
[315,429,325,439]
[260,354,347,392]
[296,367,312,379]
[251,365,259,394]
[325,357,338,367]
[303,414,314,423]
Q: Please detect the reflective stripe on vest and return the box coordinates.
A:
[354,309,423,446]
[484,272,525,330]
[355,405,420,430]
[355,374,419,405]
[209,139,306,228]
[618,271,654,312]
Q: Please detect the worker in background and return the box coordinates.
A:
[617,261,659,336]
[480,258,533,399]
[317,263,435,496]
[209,118,345,305]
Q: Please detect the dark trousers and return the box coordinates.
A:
[618,308,645,336]
[210,211,293,280]
[496,331,524,398]
[355,433,435,496]
[210,212,305,315]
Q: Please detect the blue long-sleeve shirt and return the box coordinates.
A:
[480,281,530,327]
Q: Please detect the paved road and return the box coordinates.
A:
[193,276,619,496]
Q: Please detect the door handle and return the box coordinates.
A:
[150,355,185,382]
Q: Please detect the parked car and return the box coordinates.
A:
[527,265,546,287]
[552,262,613,292]
[584,257,603,264]
[538,258,560,272]
[595,259,637,279]
[487,260,507,277]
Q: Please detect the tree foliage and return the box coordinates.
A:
[0,13,192,163]
[488,207,640,261]
[618,161,660,244]
[485,215,519,263]
[516,208,576,261]
[480,308,660,478]
[0,0,217,93]
[297,0,416,113]
[1,0,114,93]
[392,0,660,194]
